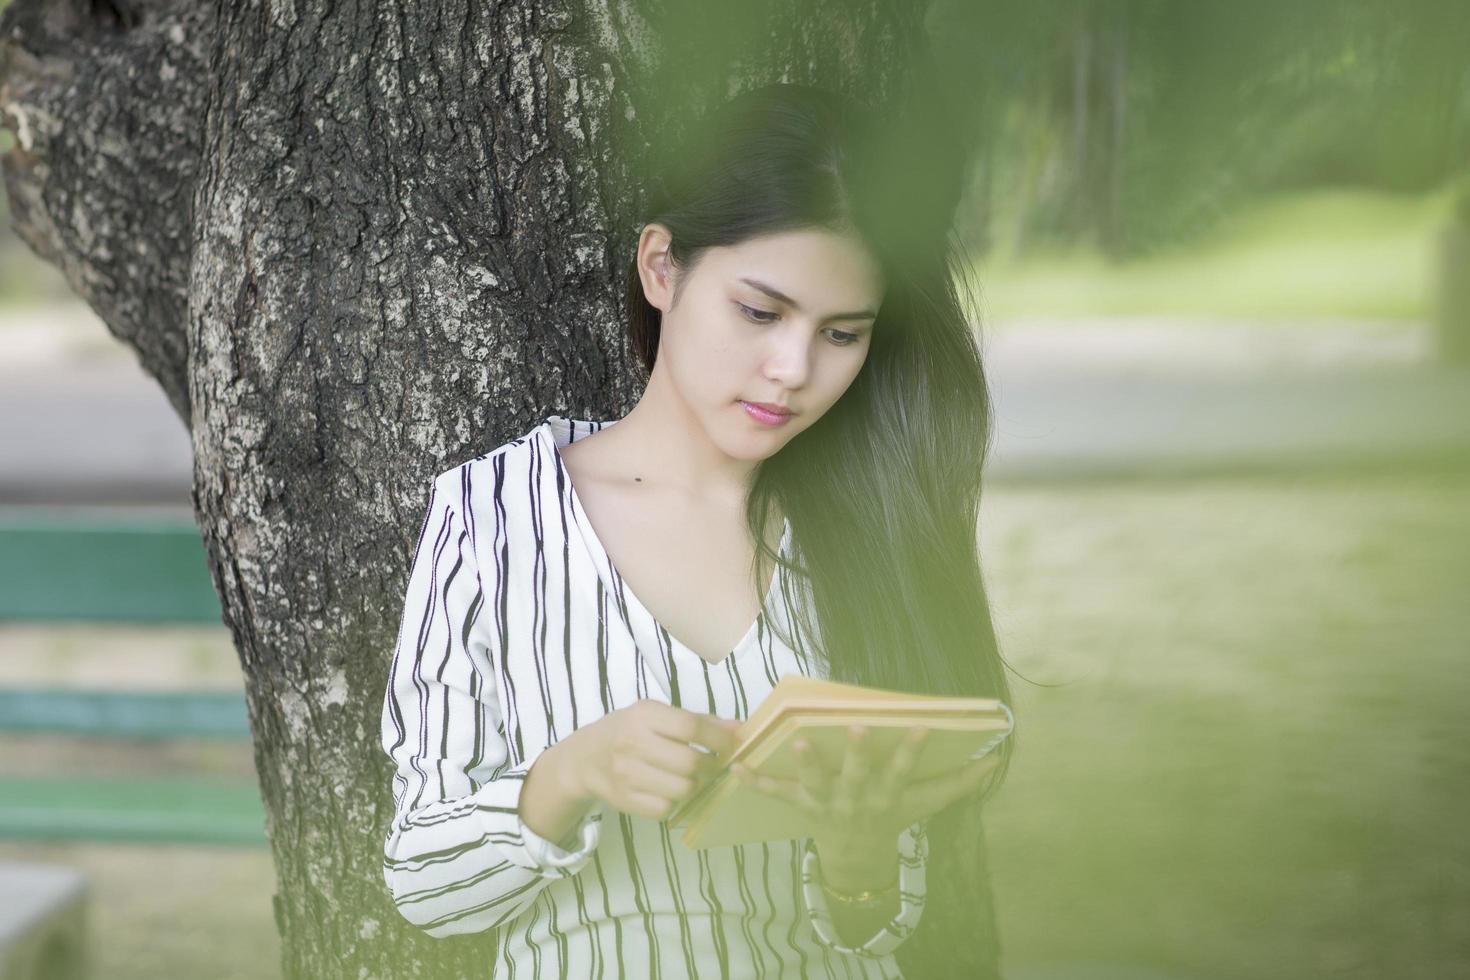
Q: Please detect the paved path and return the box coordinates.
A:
[1,360,192,507]
[2,307,1467,507]
[984,317,1470,481]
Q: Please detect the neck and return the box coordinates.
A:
[607,368,761,509]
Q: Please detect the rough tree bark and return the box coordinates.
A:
[0,0,983,976]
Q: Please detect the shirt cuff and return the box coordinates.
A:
[471,754,604,879]
[517,803,604,869]
[801,820,929,958]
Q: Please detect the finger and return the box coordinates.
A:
[628,789,680,821]
[946,753,1001,796]
[691,713,743,760]
[907,755,1000,818]
[730,762,815,812]
[617,725,720,787]
[641,703,740,762]
[831,726,871,820]
[965,752,1002,780]
[792,738,832,804]
[619,756,699,805]
[630,727,719,780]
[871,725,928,804]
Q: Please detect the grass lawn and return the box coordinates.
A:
[974,186,1459,323]
[0,839,281,980]
[1,468,1464,979]
[979,467,1469,980]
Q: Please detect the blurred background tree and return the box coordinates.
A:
[936,0,1470,260]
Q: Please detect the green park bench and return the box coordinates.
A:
[0,511,266,979]
[0,512,265,846]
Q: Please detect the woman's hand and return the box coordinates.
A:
[730,724,999,865]
[563,699,743,821]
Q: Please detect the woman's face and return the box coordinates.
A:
[637,223,885,460]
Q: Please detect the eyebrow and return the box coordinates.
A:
[737,277,878,322]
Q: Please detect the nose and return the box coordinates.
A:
[762,323,814,389]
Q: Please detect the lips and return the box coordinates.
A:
[740,400,795,427]
[744,401,792,416]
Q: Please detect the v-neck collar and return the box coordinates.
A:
[536,415,790,670]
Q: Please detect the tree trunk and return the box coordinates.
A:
[1063,0,1129,256]
[0,0,982,975]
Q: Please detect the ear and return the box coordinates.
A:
[636,222,677,313]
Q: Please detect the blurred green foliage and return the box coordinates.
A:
[976,185,1452,320]
[935,0,1470,259]
[2,0,1464,315]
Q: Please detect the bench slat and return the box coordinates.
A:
[0,688,250,739]
[0,517,223,623]
[0,775,266,845]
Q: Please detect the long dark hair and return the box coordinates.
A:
[624,82,1017,979]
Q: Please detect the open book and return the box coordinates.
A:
[666,674,1014,849]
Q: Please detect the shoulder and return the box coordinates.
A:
[428,424,547,520]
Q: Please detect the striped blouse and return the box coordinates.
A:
[380,414,929,978]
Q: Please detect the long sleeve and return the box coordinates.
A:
[380,470,604,938]
[799,820,929,958]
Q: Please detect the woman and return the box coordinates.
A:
[381,81,1015,978]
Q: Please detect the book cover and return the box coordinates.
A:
[667,674,1013,848]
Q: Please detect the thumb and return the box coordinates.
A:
[694,715,745,759]
[717,717,745,747]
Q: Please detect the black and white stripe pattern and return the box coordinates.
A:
[381,415,928,977]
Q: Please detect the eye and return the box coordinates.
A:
[736,302,778,323]
[826,328,863,347]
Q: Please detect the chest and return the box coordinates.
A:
[571,476,777,665]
